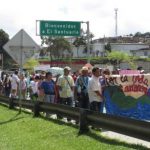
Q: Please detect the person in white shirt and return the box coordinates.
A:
[88,67,103,112]
[11,70,20,98]
[57,66,74,105]
[56,66,74,121]
[29,76,39,101]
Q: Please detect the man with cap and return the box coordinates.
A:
[75,66,90,109]
[56,66,74,120]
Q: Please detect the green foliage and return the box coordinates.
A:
[0,29,9,51]
[104,43,111,53]
[41,36,72,59]
[73,37,86,47]
[134,32,150,37]
[133,57,150,62]
[83,33,94,54]
[107,51,130,68]
[134,32,142,37]
[108,51,130,62]
[3,55,17,69]
[128,61,137,69]
[23,58,39,72]
[0,29,15,69]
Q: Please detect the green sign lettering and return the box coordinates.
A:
[40,21,81,36]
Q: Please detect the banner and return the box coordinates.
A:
[104,74,150,120]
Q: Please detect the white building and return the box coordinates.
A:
[72,42,150,58]
[110,43,150,56]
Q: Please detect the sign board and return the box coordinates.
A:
[3,29,40,65]
[40,21,81,36]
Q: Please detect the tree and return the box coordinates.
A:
[23,58,39,73]
[41,37,72,60]
[104,43,111,53]
[39,48,47,58]
[0,29,9,52]
[107,51,130,69]
[134,32,142,37]
[134,32,150,38]
[52,37,72,58]
[83,32,94,54]
[41,36,53,61]
[143,32,150,37]
[0,29,15,69]
[73,37,86,57]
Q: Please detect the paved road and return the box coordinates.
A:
[101,131,150,148]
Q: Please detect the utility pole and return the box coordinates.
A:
[19,29,23,113]
[81,21,90,63]
[86,21,90,63]
[114,8,118,38]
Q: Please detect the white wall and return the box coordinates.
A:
[72,45,87,57]
[72,42,150,57]
[110,43,149,55]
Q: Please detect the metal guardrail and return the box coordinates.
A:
[86,110,150,141]
[0,95,9,104]
[0,96,150,142]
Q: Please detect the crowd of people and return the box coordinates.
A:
[0,66,114,115]
[2,66,146,117]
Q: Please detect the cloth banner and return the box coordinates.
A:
[104,74,150,120]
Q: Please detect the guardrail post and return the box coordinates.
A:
[9,98,14,109]
[33,101,40,117]
[79,109,89,134]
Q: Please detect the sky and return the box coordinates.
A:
[0,0,150,45]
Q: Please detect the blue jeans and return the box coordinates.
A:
[45,95,55,117]
[45,95,55,103]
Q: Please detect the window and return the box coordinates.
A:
[144,51,148,56]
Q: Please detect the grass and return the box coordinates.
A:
[0,104,149,150]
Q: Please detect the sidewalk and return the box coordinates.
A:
[101,131,150,148]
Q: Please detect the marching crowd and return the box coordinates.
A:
[0,66,112,113]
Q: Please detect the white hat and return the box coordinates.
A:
[64,66,71,71]
[81,67,88,71]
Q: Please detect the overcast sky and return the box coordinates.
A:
[0,0,150,45]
